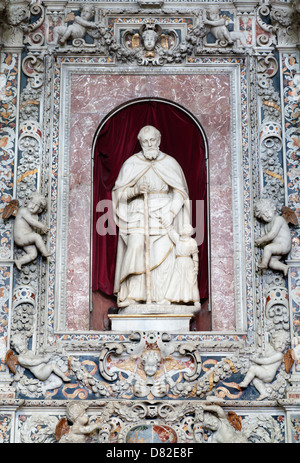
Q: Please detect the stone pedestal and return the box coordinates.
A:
[118,303,200,315]
[109,313,194,332]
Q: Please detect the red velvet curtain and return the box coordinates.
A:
[92,100,208,299]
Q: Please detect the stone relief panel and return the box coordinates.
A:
[13,400,286,443]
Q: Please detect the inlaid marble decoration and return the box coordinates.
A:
[0,52,18,262]
[0,266,13,373]
[0,52,19,373]
[0,413,12,443]
[281,53,300,372]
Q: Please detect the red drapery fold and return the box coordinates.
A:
[92,100,208,300]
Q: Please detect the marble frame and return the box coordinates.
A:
[46,55,252,350]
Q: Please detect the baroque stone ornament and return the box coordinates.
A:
[0,0,299,444]
[202,6,248,48]
[254,199,298,276]
[99,331,202,398]
[9,332,71,388]
[56,401,103,443]
[3,193,51,270]
[239,330,291,400]
[52,4,99,46]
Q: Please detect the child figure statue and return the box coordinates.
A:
[254,199,298,276]
[239,330,289,400]
[12,193,50,270]
[56,401,102,443]
[11,333,71,384]
[163,223,200,307]
[53,5,98,45]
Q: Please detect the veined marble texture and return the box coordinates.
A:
[67,72,233,331]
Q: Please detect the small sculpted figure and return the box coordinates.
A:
[133,350,167,398]
[56,401,101,443]
[11,333,71,383]
[53,4,98,45]
[254,199,297,276]
[203,6,247,47]
[202,398,248,443]
[12,193,50,270]
[239,330,289,400]
[140,23,161,52]
[162,223,200,306]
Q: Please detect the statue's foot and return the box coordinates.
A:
[62,374,71,382]
[257,392,269,401]
[157,299,171,305]
[15,260,22,270]
[43,252,52,258]
[257,263,267,270]
[117,299,131,308]
[239,381,248,389]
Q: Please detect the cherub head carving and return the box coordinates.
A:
[141,349,161,377]
[140,23,162,51]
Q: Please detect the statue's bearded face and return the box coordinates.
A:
[140,129,161,159]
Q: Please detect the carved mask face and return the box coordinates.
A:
[6,4,29,26]
[142,351,161,376]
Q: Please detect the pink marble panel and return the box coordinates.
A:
[210,256,235,331]
[66,72,234,331]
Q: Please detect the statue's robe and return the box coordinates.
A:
[112,151,190,306]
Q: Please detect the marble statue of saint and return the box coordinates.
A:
[112,125,196,309]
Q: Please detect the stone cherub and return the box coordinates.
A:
[8,333,71,384]
[239,330,291,400]
[203,6,247,47]
[3,193,50,270]
[254,199,298,276]
[200,398,248,443]
[133,349,168,398]
[56,401,102,443]
[53,4,98,46]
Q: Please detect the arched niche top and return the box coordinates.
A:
[92,97,209,161]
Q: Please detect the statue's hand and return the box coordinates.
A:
[161,214,173,228]
[41,224,50,234]
[162,212,175,228]
[138,183,149,194]
[255,237,263,246]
